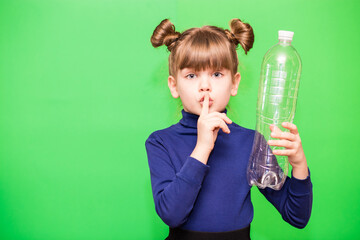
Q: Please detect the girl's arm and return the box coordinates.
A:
[145,133,209,228]
[258,171,312,228]
[260,123,313,228]
[145,94,232,228]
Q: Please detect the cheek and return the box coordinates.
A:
[177,85,195,102]
[214,84,232,103]
[215,82,233,95]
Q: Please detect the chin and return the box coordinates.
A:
[183,108,199,115]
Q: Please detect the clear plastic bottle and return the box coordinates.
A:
[247,30,302,190]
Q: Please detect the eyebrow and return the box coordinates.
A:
[181,67,227,72]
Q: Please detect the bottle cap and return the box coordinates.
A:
[278,30,294,41]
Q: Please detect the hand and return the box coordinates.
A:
[190,93,232,164]
[267,122,309,179]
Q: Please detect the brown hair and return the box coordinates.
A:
[150,18,254,78]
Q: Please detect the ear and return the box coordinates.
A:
[231,72,241,96]
[168,75,179,98]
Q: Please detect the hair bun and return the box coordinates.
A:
[227,18,254,54]
[151,19,181,51]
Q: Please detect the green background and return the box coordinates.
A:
[0,0,359,239]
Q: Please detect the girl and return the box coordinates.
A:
[145,18,312,240]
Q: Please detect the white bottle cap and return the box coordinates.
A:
[278,30,294,41]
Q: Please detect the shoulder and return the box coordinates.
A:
[226,122,256,146]
[229,122,255,136]
[224,122,256,149]
[145,123,179,145]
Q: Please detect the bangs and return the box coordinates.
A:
[174,31,236,73]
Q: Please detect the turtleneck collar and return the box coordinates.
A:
[179,109,228,128]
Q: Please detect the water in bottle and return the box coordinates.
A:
[247,30,302,190]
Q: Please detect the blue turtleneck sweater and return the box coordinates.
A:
[145,110,312,232]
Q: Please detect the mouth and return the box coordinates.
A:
[199,96,214,107]
[199,95,213,102]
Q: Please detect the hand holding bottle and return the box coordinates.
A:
[267,123,308,179]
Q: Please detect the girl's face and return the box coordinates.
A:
[168,68,241,115]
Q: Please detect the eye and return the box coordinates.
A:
[213,72,223,78]
[186,73,196,79]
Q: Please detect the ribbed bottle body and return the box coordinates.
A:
[247,40,302,190]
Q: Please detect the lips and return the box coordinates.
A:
[199,95,214,107]
[199,95,213,102]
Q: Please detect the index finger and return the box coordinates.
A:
[201,93,209,116]
[269,124,283,138]
[282,122,299,135]
[269,124,282,134]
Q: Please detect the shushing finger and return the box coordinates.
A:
[201,93,210,116]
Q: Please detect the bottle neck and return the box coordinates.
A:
[278,39,292,45]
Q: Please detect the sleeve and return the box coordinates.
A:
[258,169,313,229]
[145,133,210,228]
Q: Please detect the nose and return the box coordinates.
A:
[199,76,211,92]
